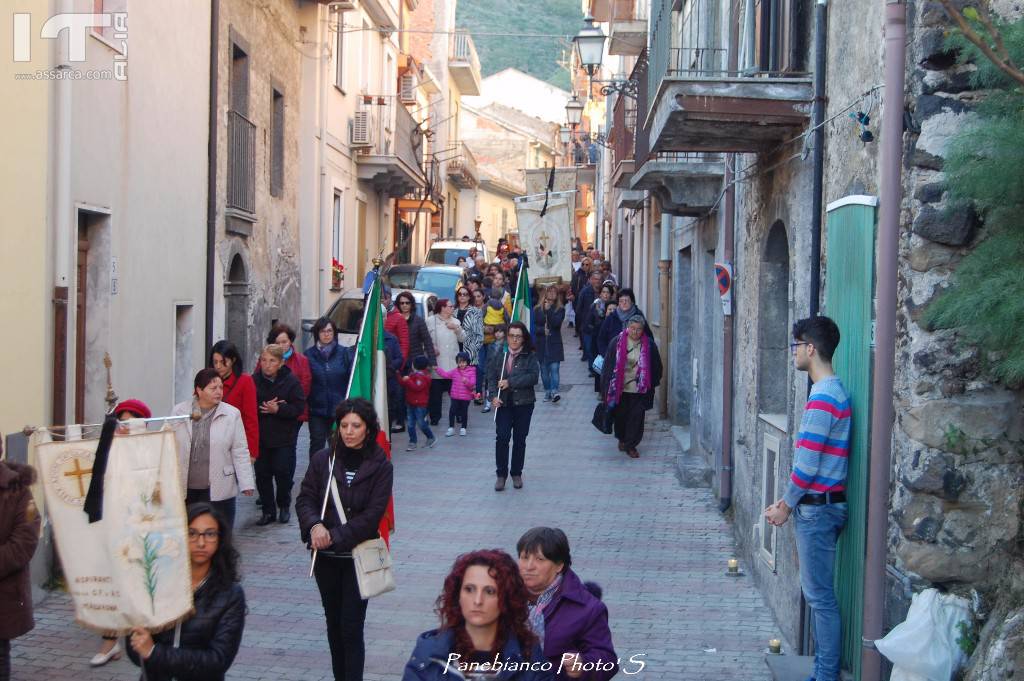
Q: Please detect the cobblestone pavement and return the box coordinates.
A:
[13,327,780,680]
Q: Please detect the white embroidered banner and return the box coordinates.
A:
[515,193,574,282]
[36,428,192,633]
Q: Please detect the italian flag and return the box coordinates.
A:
[511,261,532,332]
[346,267,395,543]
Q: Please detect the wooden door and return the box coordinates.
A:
[75,234,89,424]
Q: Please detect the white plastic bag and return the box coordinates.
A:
[875,588,971,681]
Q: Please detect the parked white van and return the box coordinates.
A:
[423,239,489,266]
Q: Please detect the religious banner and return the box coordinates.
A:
[35,427,192,634]
[515,192,574,282]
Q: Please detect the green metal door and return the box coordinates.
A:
[824,197,876,680]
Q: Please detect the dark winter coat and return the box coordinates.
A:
[0,461,39,640]
[532,305,565,363]
[600,331,664,412]
[403,628,553,681]
[384,330,404,394]
[127,579,246,681]
[304,341,352,419]
[570,266,592,299]
[406,314,437,367]
[575,286,599,336]
[295,442,393,553]
[251,364,306,449]
[485,349,540,406]
[541,570,618,680]
[597,306,652,355]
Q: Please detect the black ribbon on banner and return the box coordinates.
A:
[539,164,556,217]
[83,415,118,523]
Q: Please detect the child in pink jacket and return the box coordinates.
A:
[435,351,477,436]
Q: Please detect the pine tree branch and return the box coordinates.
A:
[938,0,1024,87]
[976,3,1010,63]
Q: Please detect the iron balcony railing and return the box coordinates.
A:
[227,110,256,213]
[447,141,478,185]
[357,96,423,173]
[449,30,481,75]
[611,94,635,168]
[646,0,810,115]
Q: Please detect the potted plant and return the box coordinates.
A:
[331,258,345,291]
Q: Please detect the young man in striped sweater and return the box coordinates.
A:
[765,315,850,681]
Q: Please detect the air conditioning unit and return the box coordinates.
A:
[399,73,417,104]
[350,111,372,147]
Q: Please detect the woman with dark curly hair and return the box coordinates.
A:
[296,398,394,681]
[403,549,553,680]
[126,503,246,681]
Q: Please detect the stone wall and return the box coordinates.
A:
[891,2,1024,673]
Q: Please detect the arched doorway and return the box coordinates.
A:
[224,253,250,364]
[758,221,790,415]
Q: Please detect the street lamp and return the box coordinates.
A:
[565,94,584,128]
[559,126,572,145]
[573,14,606,78]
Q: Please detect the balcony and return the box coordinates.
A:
[358,0,399,32]
[355,96,427,198]
[609,61,642,189]
[446,142,479,189]
[644,0,813,153]
[609,0,647,56]
[631,152,724,216]
[448,31,482,96]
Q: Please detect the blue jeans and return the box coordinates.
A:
[540,361,561,394]
[794,502,848,681]
[406,406,433,444]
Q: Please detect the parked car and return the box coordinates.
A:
[383,264,464,301]
[302,287,437,348]
[424,239,489,266]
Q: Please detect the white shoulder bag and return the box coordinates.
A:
[329,473,396,599]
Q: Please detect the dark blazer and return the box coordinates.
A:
[127,580,246,681]
[295,443,394,552]
[532,305,566,363]
[575,285,598,335]
[0,462,39,641]
[406,314,437,366]
[600,331,664,411]
[251,364,306,449]
[597,306,652,354]
[485,349,540,407]
[304,342,352,419]
[541,570,617,681]
[403,628,553,681]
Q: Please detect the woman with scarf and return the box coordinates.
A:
[596,288,650,358]
[268,324,312,425]
[426,298,465,426]
[485,321,539,491]
[516,528,617,680]
[403,549,551,681]
[600,315,663,459]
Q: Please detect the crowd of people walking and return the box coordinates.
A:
[1,242,674,681]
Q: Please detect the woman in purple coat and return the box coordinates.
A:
[516,528,618,680]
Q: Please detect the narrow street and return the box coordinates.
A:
[13,328,778,680]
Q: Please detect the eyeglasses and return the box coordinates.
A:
[507,333,524,339]
[458,291,470,296]
[398,300,412,306]
[789,341,810,352]
[188,529,220,542]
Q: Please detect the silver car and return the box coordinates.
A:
[305,287,437,348]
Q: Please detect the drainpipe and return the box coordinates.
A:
[809,0,828,316]
[52,0,75,426]
[657,215,671,419]
[204,0,219,352]
[316,5,332,315]
[862,2,906,679]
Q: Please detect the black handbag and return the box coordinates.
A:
[591,402,615,434]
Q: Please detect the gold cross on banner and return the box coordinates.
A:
[64,458,93,498]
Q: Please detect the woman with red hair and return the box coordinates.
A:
[403,550,553,680]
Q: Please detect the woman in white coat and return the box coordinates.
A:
[173,368,255,528]
[427,298,465,426]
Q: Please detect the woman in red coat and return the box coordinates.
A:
[210,340,259,461]
[268,324,311,423]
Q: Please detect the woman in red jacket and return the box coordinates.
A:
[268,323,311,423]
[210,340,259,461]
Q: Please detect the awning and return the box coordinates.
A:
[397,198,440,214]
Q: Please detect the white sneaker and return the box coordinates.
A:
[459,427,467,436]
[405,443,417,452]
[445,427,455,437]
